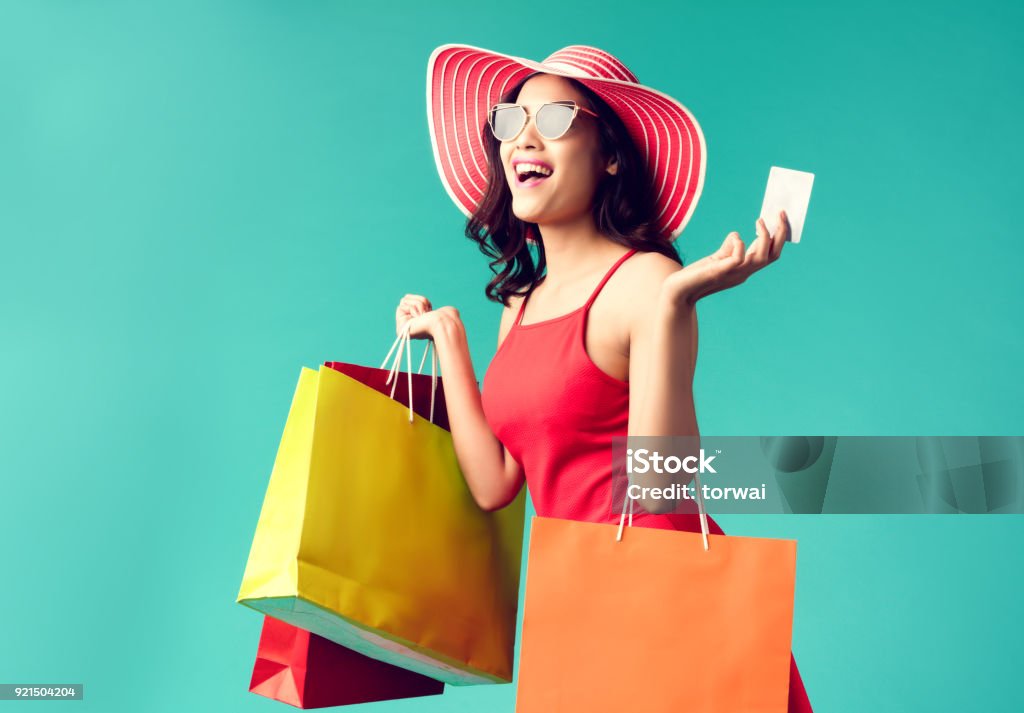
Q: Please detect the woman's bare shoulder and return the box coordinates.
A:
[593,250,679,339]
[614,250,680,302]
[502,293,527,320]
[625,249,683,281]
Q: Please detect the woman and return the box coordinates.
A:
[399,45,811,711]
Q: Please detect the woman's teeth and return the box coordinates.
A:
[515,163,553,183]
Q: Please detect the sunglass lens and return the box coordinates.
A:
[536,103,576,139]
[491,105,526,141]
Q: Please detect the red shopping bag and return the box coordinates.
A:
[323,361,450,431]
[324,325,453,430]
[249,616,444,709]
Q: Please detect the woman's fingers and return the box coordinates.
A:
[398,311,428,339]
[699,233,744,291]
[763,211,789,261]
[399,294,432,317]
[767,217,783,261]
[744,220,771,268]
[773,210,791,248]
[402,295,431,314]
[721,232,745,264]
[743,214,788,270]
[681,215,791,306]
[711,232,739,260]
[745,227,770,268]
[397,309,431,338]
[396,295,433,338]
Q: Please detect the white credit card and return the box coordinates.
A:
[759,166,814,243]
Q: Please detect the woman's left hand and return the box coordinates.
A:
[662,210,790,308]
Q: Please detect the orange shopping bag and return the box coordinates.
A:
[515,486,797,713]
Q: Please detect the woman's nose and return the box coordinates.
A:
[515,114,543,149]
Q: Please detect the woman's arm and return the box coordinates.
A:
[404,304,525,512]
[626,278,701,515]
[629,294,699,438]
[626,213,790,515]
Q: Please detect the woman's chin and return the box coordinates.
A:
[512,193,561,220]
[510,203,546,225]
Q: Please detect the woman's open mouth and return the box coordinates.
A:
[514,162,554,188]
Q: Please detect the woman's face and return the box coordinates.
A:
[498,74,614,228]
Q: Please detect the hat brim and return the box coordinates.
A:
[426,43,707,241]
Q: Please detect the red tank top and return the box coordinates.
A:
[481,249,813,711]
[481,248,723,534]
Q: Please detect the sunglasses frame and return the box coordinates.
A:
[487,100,601,142]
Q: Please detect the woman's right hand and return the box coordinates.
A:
[397,294,520,510]
[396,294,440,339]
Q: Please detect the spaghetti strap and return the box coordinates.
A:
[513,287,535,326]
[583,248,639,312]
[514,248,639,327]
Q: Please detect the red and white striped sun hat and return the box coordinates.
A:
[426,44,707,241]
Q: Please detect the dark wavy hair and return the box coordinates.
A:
[466,72,683,305]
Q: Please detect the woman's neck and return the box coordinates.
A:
[535,216,627,285]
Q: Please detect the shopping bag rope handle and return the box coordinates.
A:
[379,323,438,424]
[616,463,710,551]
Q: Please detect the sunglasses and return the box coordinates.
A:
[487,101,600,142]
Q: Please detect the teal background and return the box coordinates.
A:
[1,0,1021,710]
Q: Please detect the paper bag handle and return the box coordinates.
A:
[616,457,710,551]
[379,322,439,424]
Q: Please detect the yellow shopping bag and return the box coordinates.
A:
[237,328,526,685]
